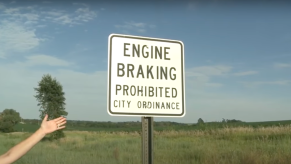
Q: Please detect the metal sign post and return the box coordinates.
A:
[142,117,153,164]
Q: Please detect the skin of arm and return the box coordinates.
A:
[0,114,66,164]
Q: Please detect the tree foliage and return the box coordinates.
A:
[222,118,242,123]
[34,74,68,140]
[197,118,204,125]
[0,109,21,133]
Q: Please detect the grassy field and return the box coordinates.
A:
[1,125,291,164]
[14,119,291,133]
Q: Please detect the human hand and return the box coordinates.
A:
[40,114,67,135]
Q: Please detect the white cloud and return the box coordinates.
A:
[187,76,223,88]
[1,3,97,28]
[36,24,46,28]
[149,25,156,28]
[115,21,156,33]
[3,8,39,22]
[4,7,20,14]
[0,3,98,57]
[4,54,73,68]
[0,4,43,58]
[186,65,232,77]
[0,21,41,58]
[2,5,39,23]
[241,80,291,88]
[53,15,74,25]
[0,2,4,6]
[137,29,146,33]
[233,71,258,76]
[274,63,291,68]
[24,55,73,67]
[42,7,97,26]
[21,13,39,21]
[204,83,223,87]
[186,65,232,88]
[75,7,97,22]
[44,11,65,17]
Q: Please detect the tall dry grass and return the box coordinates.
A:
[0,126,291,164]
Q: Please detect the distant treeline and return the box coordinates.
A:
[22,119,184,128]
[21,118,291,130]
[12,118,291,133]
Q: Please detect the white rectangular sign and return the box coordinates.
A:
[107,34,185,117]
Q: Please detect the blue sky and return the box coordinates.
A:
[0,0,290,123]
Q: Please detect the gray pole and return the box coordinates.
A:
[142,117,153,164]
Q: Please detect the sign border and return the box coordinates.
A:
[107,33,185,117]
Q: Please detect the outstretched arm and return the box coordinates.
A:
[0,114,66,164]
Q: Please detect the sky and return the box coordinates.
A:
[0,0,290,123]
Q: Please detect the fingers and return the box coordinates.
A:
[53,116,66,122]
[58,126,66,130]
[57,120,67,127]
[42,114,48,122]
[57,121,66,130]
[56,117,66,124]
[56,117,67,130]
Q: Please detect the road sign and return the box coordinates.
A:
[108,33,185,117]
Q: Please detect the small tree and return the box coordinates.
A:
[0,109,21,133]
[197,118,204,125]
[34,74,68,140]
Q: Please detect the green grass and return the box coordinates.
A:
[1,126,291,164]
[14,124,40,133]
[14,123,142,133]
